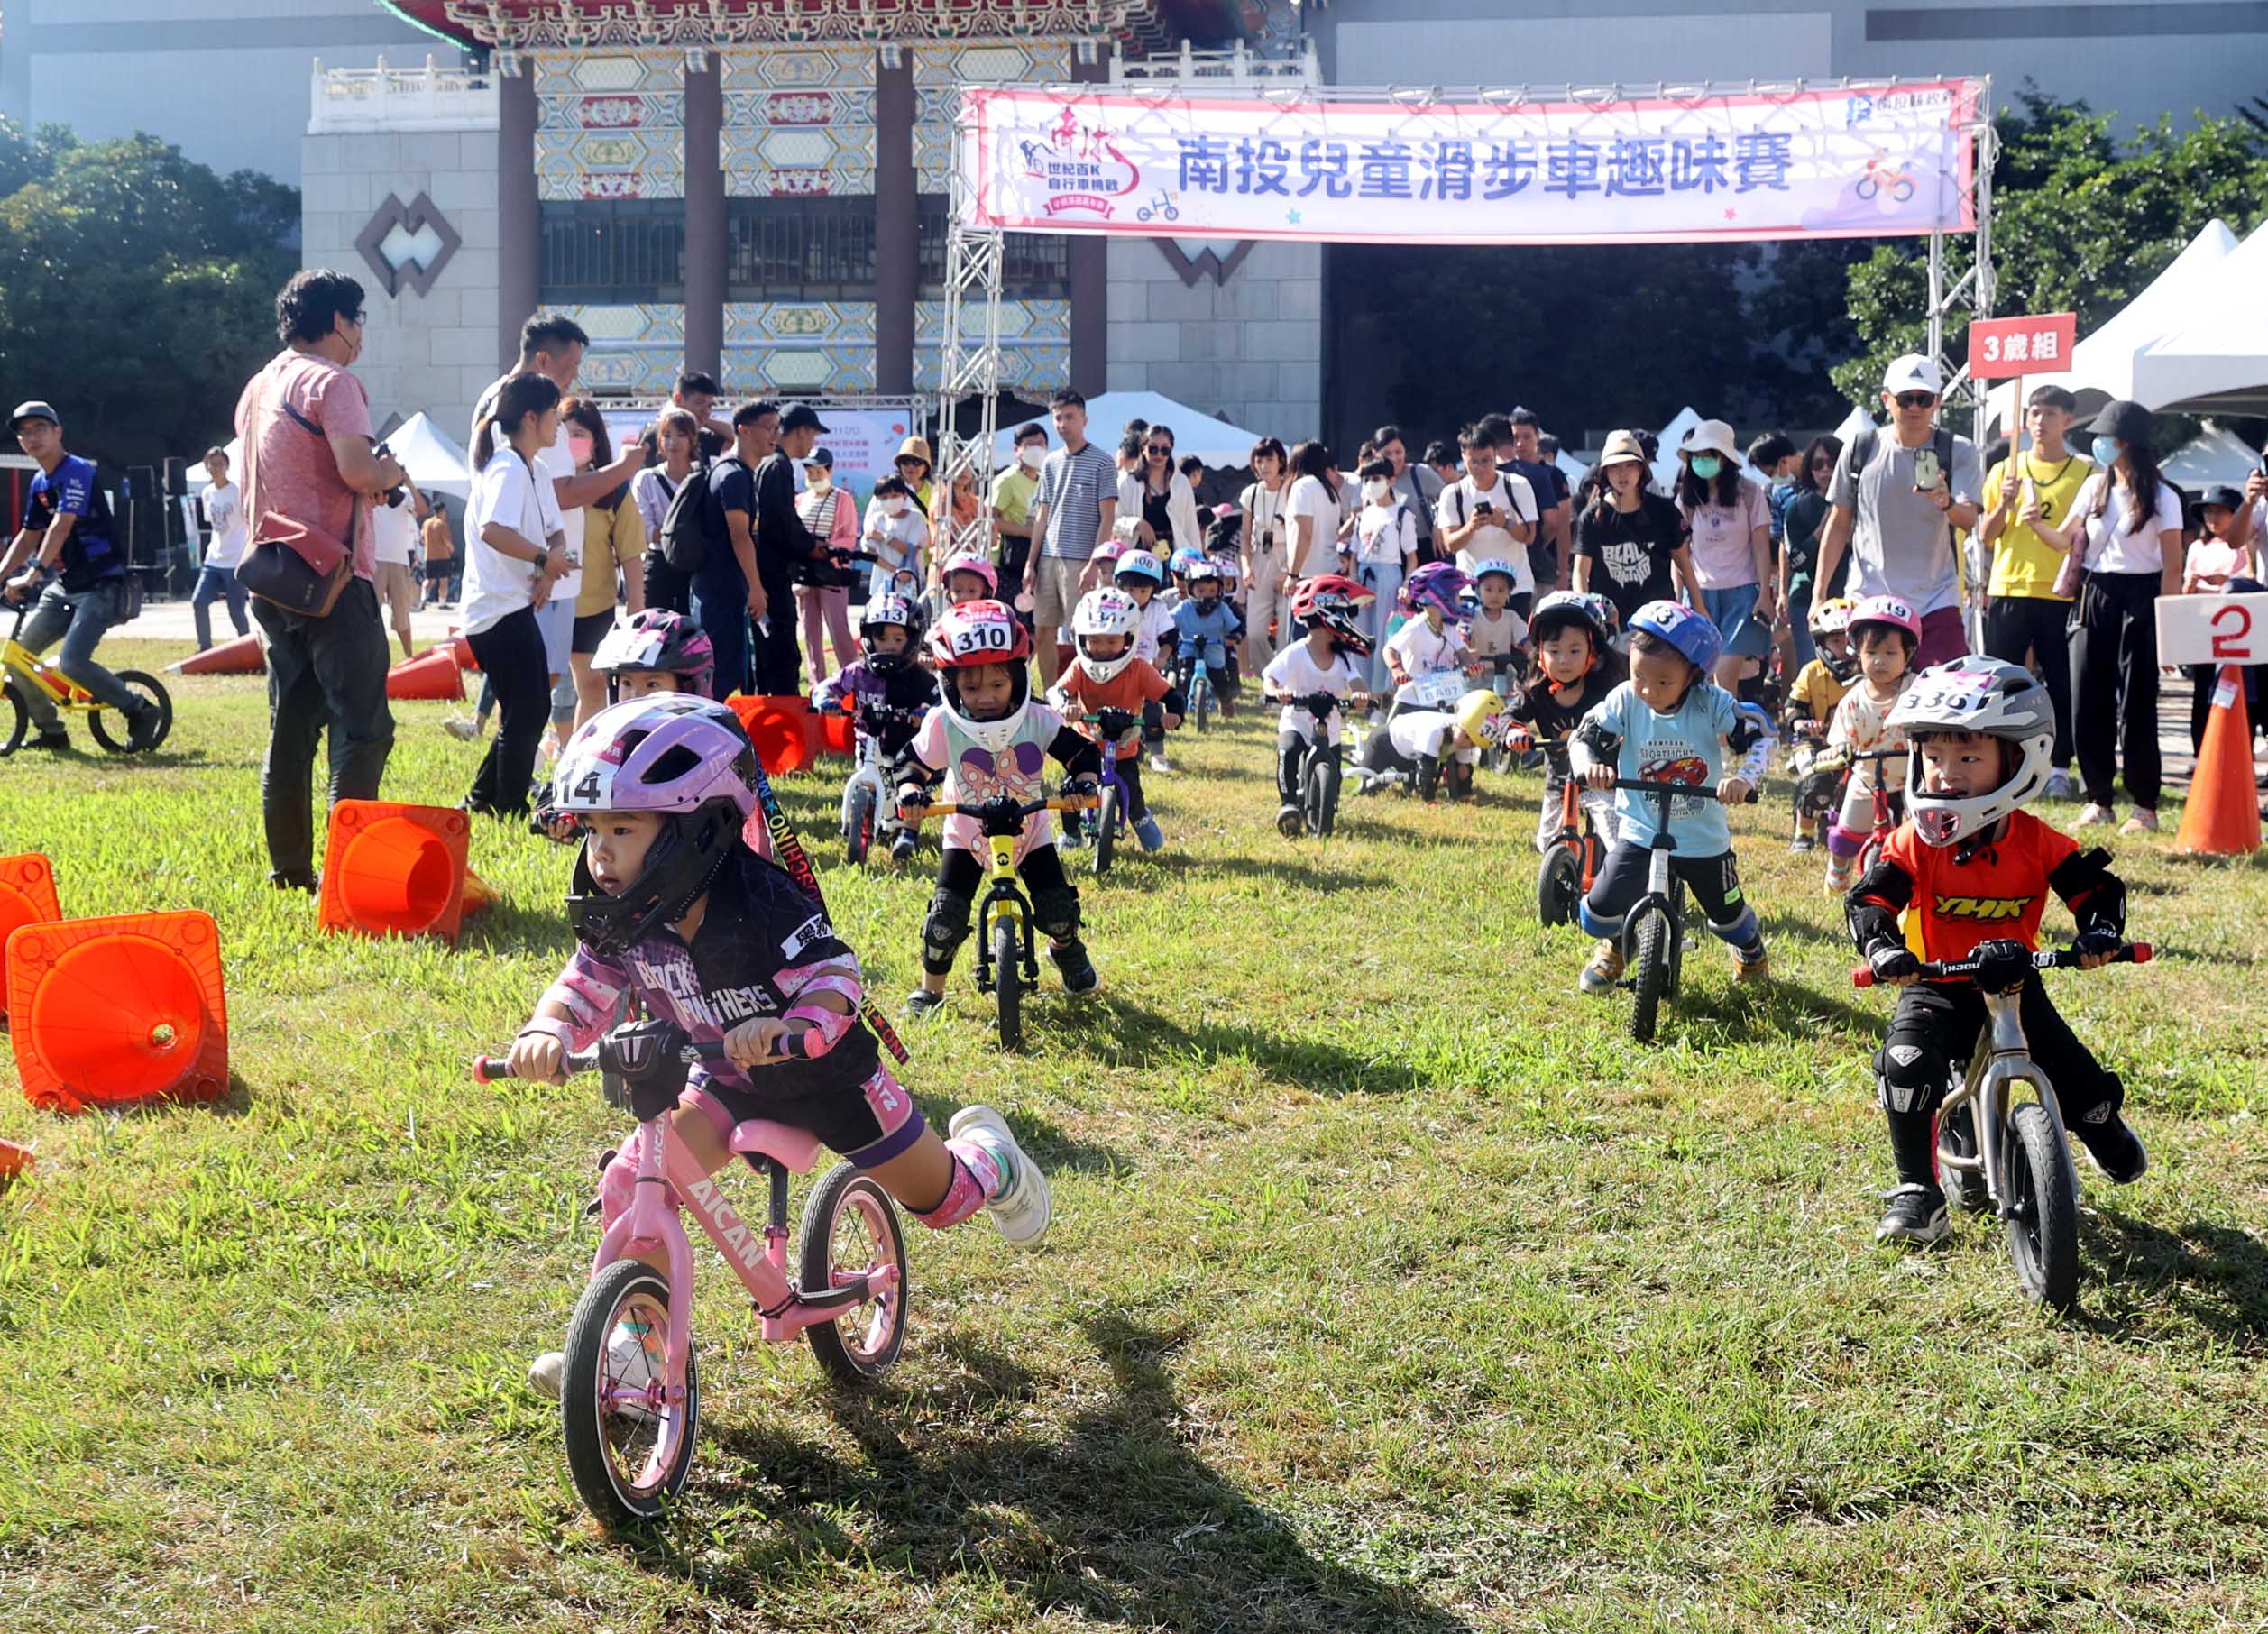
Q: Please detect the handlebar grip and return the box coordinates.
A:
[2126,942,2153,964]
[471,1054,510,1083]
[1850,967,1876,990]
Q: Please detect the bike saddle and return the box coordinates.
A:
[729,1118,826,1175]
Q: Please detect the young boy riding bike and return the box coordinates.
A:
[510,693,1051,1400]
[813,593,940,866]
[1170,557,1243,720]
[1053,587,1183,853]
[1846,656,2146,1247]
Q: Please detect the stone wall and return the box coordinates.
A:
[1105,237,1324,444]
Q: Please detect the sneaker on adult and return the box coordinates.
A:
[1578,939,1624,996]
[442,716,480,741]
[2119,808,2158,834]
[26,729,70,752]
[126,704,163,753]
[2045,767,2077,801]
[1876,1183,1950,1246]
[948,1104,1052,1248]
[2075,803,2115,827]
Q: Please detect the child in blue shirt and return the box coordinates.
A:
[1170,557,1243,719]
[1570,600,1773,995]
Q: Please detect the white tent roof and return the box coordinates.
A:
[387,410,474,498]
[2131,220,2268,416]
[1986,217,2239,433]
[2162,427,2263,490]
[1832,404,1876,447]
[991,390,1268,468]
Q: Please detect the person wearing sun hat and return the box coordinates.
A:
[893,434,935,517]
[1574,427,1694,637]
[1815,353,1983,668]
[1673,417,1774,689]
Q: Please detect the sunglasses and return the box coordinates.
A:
[1894,392,1938,409]
[1145,445,1171,456]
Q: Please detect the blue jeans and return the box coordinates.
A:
[6,577,148,732]
[191,564,251,649]
[1786,588,1815,667]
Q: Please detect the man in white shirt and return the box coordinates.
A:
[370,485,422,659]
[1433,427,1538,613]
[192,445,250,651]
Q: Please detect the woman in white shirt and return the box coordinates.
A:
[1352,455,1419,694]
[192,445,250,652]
[1117,424,1201,558]
[458,372,569,820]
[1240,436,1293,670]
[2054,400,2183,832]
[1287,439,1349,583]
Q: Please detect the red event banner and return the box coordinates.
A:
[1969,312,2076,378]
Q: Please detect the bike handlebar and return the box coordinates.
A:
[1850,941,2152,989]
[1611,776,1759,804]
[904,794,1099,822]
[472,1028,777,1083]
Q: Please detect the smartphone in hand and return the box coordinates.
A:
[1913,446,1943,492]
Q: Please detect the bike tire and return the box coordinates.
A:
[1536,845,1581,928]
[1092,783,1117,878]
[2005,1101,2080,1311]
[845,785,876,867]
[1939,1103,1989,1214]
[1667,878,1688,997]
[560,1259,699,1529]
[88,672,171,754]
[799,1162,910,1386]
[1629,905,1670,1045]
[1194,677,1211,733]
[0,687,26,757]
[992,917,1024,1051]
[1305,753,1339,839]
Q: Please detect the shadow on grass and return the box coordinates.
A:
[2082,1206,2268,1352]
[1056,992,1428,1098]
[459,898,578,960]
[663,1315,1475,1631]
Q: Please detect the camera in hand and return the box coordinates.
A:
[373,442,409,509]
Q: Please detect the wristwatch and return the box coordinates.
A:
[532,546,551,573]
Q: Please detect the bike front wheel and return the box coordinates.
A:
[0,686,26,756]
[1193,677,1212,732]
[560,1259,699,1528]
[991,916,1024,1051]
[1536,844,1580,928]
[1092,782,1117,877]
[1304,752,1340,838]
[88,671,171,754]
[844,785,876,866]
[799,1162,910,1384]
[1628,904,1671,1044]
[2004,1101,2080,1311]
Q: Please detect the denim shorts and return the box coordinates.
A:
[1699,582,1759,648]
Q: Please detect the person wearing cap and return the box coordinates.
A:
[0,400,164,750]
[747,401,831,694]
[2181,482,2262,756]
[1574,428,1695,635]
[794,445,859,686]
[2041,400,2182,831]
[1814,353,1983,668]
[894,435,936,517]
[691,399,778,698]
[1674,418,1775,690]
[1977,382,2092,800]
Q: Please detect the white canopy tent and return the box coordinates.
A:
[385,411,474,499]
[2162,427,2263,490]
[1832,403,1876,449]
[1984,217,2239,434]
[2130,220,2268,417]
[990,390,1267,468]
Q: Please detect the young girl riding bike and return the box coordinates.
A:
[1053,587,1183,853]
[1571,601,1772,994]
[1822,594,1922,894]
[510,693,1051,1400]
[895,601,1105,1014]
[1262,577,1372,837]
[1383,562,1474,715]
[1845,656,2145,1247]
[813,594,939,866]
[1506,591,1623,853]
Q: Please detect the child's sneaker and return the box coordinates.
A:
[1875,1183,1950,1246]
[1578,939,1624,995]
[888,828,918,866]
[1149,749,1173,775]
[1789,832,1815,853]
[1059,820,1085,850]
[904,987,944,1017]
[1049,939,1100,996]
[1134,814,1164,851]
[1734,943,1770,983]
[1276,803,1303,838]
[527,1313,664,1420]
[948,1104,1052,1248]
[2077,1113,2148,1184]
[1824,859,1854,895]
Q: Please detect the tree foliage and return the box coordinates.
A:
[1831,90,2268,408]
[0,121,299,467]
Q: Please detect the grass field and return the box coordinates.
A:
[3,637,2266,1634]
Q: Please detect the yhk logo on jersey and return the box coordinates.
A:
[1932,895,2028,922]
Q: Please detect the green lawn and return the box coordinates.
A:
[4,638,2266,1633]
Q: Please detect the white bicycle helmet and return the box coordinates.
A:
[1072,587,1142,684]
[1887,656,2055,847]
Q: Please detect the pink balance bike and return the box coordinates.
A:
[474,1018,907,1528]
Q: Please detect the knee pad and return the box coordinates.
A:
[922,886,975,975]
[1031,885,1080,944]
[1873,1042,1947,1116]
[1415,753,1442,803]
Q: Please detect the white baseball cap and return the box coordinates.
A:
[1881,353,1944,396]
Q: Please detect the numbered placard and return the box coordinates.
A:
[2156,592,2268,667]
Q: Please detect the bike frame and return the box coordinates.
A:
[3,608,87,707]
[974,828,1033,991]
[1544,740,1602,891]
[1935,996,2076,1224]
[833,697,914,847]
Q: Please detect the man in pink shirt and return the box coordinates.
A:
[235,269,409,892]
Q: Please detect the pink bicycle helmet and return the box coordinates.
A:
[941,553,999,597]
[1849,593,1923,649]
[591,608,716,702]
[554,693,763,955]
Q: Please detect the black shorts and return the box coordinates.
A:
[572,609,617,656]
[684,1062,926,1169]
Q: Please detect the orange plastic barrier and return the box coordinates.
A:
[2176,665,2262,857]
[386,647,466,702]
[0,1137,31,1187]
[813,706,857,758]
[165,633,266,676]
[5,911,229,1115]
[449,631,479,671]
[318,800,472,942]
[0,853,63,1028]
[725,693,815,776]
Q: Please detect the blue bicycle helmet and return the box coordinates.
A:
[1113,548,1166,589]
[1627,599,1722,673]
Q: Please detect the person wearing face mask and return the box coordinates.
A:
[795,446,859,686]
[1675,418,1776,693]
[864,473,931,601]
[1352,455,1419,695]
[989,422,1050,609]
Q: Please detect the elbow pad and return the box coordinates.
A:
[2050,846,2126,940]
[1845,855,1914,953]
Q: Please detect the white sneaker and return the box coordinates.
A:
[2045,767,2076,800]
[1149,751,1172,775]
[949,1104,1052,1249]
[443,716,479,741]
[528,1313,663,1420]
[528,1349,565,1398]
[2119,808,2159,833]
[2075,803,2115,828]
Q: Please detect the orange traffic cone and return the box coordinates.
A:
[5,910,229,1115]
[386,646,465,702]
[317,800,473,942]
[0,853,62,1026]
[726,693,815,776]
[0,1137,31,1187]
[813,705,857,758]
[165,633,266,675]
[448,630,479,671]
[2176,665,2262,857]
[459,867,498,919]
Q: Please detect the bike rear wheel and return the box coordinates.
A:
[1304,752,1339,838]
[799,1162,910,1384]
[88,671,170,754]
[1092,783,1117,877]
[560,1260,699,1528]
[1628,904,1670,1044]
[844,785,876,867]
[1536,844,1581,927]
[991,917,1024,1051]
[2005,1101,2080,1311]
[0,687,26,757]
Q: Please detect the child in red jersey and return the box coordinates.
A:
[1845,656,2146,1248]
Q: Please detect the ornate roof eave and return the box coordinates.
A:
[433,1,1181,50]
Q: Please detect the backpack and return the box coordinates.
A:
[1842,422,1955,501]
[661,454,740,575]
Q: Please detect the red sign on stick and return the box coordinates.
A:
[1969,312,2077,379]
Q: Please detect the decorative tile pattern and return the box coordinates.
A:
[534,50,684,201]
[721,45,876,198]
[912,41,1071,190]
[556,303,684,394]
[914,298,1070,395]
[724,301,879,395]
